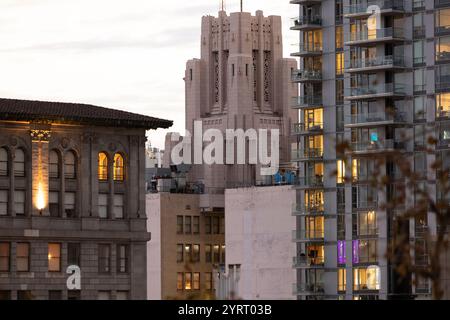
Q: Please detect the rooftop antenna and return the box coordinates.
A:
[220,0,225,11]
[240,0,243,12]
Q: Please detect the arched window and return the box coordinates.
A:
[98,152,108,181]
[13,149,25,177]
[49,150,59,179]
[64,151,76,179]
[114,153,124,181]
[0,148,8,176]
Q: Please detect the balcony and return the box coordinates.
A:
[292,229,325,242]
[349,139,407,155]
[292,203,325,216]
[437,109,450,119]
[345,112,410,128]
[292,122,323,135]
[291,43,323,57]
[292,148,324,161]
[294,175,324,189]
[344,0,406,19]
[345,27,405,46]
[345,83,407,101]
[354,200,379,210]
[293,283,325,296]
[292,69,322,83]
[291,96,323,109]
[346,55,406,73]
[293,256,325,268]
[291,16,322,31]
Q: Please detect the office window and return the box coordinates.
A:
[213,245,220,263]
[177,244,184,263]
[0,190,8,216]
[205,216,212,234]
[205,245,212,263]
[185,216,192,234]
[16,243,30,272]
[193,244,200,263]
[113,153,125,181]
[64,151,76,179]
[13,149,25,177]
[68,243,81,266]
[193,273,200,290]
[221,245,226,263]
[185,244,192,262]
[98,194,108,219]
[177,273,183,291]
[176,216,183,234]
[185,273,192,290]
[0,148,8,176]
[98,244,111,273]
[193,216,200,234]
[212,216,220,234]
[65,192,76,218]
[205,272,213,290]
[113,194,124,219]
[98,291,111,300]
[98,152,108,180]
[117,244,129,273]
[338,268,346,292]
[14,190,25,216]
[336,52,344,76]
[49,192,60,217]
[219,217,225,234]
[0,243,10,272]
[116,291,129,300]
[67,290,80,300]
[48,243,61,272]
[49,290,62,300]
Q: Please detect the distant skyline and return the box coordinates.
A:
[0,0,296,148]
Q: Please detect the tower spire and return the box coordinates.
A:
[240,0,243,12]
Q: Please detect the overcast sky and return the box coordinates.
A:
[0,0,296,148]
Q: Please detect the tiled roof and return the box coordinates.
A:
[0,98,173,130]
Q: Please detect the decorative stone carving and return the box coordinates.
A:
[9,136,18,147]
[30,130,51,142]
[61,137,70,149]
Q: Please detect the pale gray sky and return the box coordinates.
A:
[0,0,296,148]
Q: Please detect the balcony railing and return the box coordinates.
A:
[291,95,323,108]
[293,256,325,268]
[291,16,322,30]
[344,0,405,16]
[351,139,406,153]
[293,229,325,241]
[291,43,323,57]
[294,175,324,188]
[292,203,325,216]
[437,110,450,119]
[436,0,450,8]
[292,69,322,82]
[292,122,323,134]
[347,112,408,125]
[293,283,325,295]
[346,83,406,99]
[347,55,405,71]
[292,148,324,160]
[346,27,405,44]
[354,200,379,209]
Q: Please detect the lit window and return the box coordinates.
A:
[98,152,108,181]
[13,149,25,177]
[113,194,124,219]
[185,273,192,290]
[98,194,108,219]
[113,153,124,181]
[48,243,61,272]
[177,273,183,291]
[49,150,59,178]
[64,151,76,179]
[338,268,346,292]
[185,244,192,262]
[0,190,8,216]
[193,244,200,263]
[16,243,30,272]
[437,93,450,117]
[337,160,346,184]
[353,266,380,291]
[0,148,8,176]
[14,190,25,215]
[336,52,344,76]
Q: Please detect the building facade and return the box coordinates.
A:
[290,0,450,300]
[0,98,171,300]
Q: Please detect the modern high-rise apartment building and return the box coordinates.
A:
[290,0,450,300]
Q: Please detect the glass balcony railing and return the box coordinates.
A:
[292,122,323,134]
[294,175,324,188]
[292,69,322,82]
[292,148,324,160]
[291,43,323,57]
[351,139,406,153]
[346,83,406,98]
[347,27,405,44]
[347,112,408,125]
[291,16,322,30]
[347,55,405,71]
[291,95,323,108]
[293,283,325,295]
[293,229,325,241]
[344,0,405,16]
[292,203,325,215]
[293,256,325,268]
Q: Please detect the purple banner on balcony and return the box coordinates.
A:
[353,240,359,264]
[338,240,346,264]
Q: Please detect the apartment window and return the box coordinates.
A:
[205,245,212,263]
[117,244,129,273]
[185,216,192,234]
[193,216,200,234]
[413,40,425,65]
[185,244,192,262]
[336,52,344,76]
[64,151,76,179]
[177,273,184,291]
[414,96,426,120]
[415,153,427,176]
[205,216,212,234]
[0,148,8,176]
[97,291,111,300]
[436,8,450,34]
[49,191,60,217]
[0,243,10,272]
[437,93,450,117]
[335,0,343,24]
[49,290,62,300]
[16,243,30,272]
[68,243,81,266]
[14,190,25,215]
[48,243,61,272]
[336,104,344,131]
[13,149,25,177]
[415,124,426,147]
[437,36,450,62]
[113,153,125,181]
[0,291,11,300]
[213,245,220,263]
[65,192,76,218]
[336,160,346,184]
[336,26,343,50]
[116,291,129,300]
[185,273,192,290]
[221,245,226,263]
[176,216,183,234]
[177,244,184,263]
[414,68,426,92]
[113,194,124,219]
[98,152,108,180]
[205,272,213,290]
[98,194,108,219]
[17,290,33,300]
[219,217,225,234]
[193,273,200,290]
[212,216,220,234]
[355,239,378,263]
[338,268,346,292]
[98,244,111,273]
[192,244,200,263]
[353,267,380,291]
[337,187,345,212]
[0,190,8,216]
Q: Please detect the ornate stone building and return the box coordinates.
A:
[0,98,172,300]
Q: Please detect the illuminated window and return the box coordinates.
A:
[193,273,200,290]
[353,211,378,236]
[336,26,343,50]
[64,151,76,179]
[436,8,450,33]
[98,152,108,181]
[113,153,124,181]
[16,243,30,272]
[48,243,61,272]
[193,244,200,263]
[338,268,346,292]
[306,245,324,265]
[13,149,25,177]
[337,160,346,184]
[336,52,344,76]
[437,93,450,117]
[304,190,324,211]
[353,266,380,291]
[0,243,10,272]
[185,244,192,262]
[185,273,192,290]
[0,191,8,216]
[177,273,183,291]
[306,216,324,239]
[0,148,8,176]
